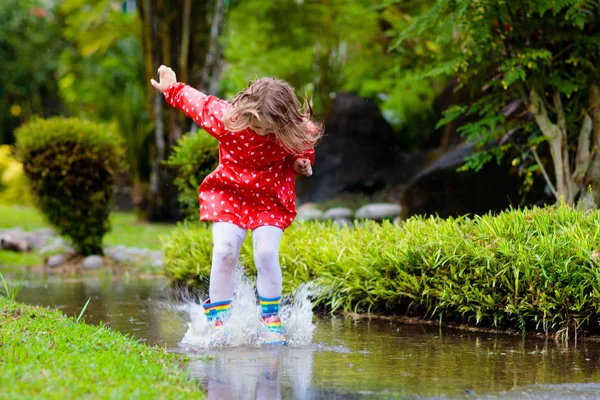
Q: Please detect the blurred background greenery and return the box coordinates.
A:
[2,0,599,222]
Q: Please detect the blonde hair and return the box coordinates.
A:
[223,78,323,154]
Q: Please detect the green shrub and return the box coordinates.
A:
[0,145,31,204]
[162,205,600,336]
[15,117,124,255]
[165,133,219,219]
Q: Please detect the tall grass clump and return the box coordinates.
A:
[0,272,20,301]
[15,117,124,255]
[163,205,600,336]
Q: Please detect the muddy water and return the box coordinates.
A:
[11,275,600,399]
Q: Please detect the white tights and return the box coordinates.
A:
[209,222,283,302]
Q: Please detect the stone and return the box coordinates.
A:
[1,230,29,252]
[150,250,164,260]
[106,246,127,261]
[151,259,164,269]
[332,218,353,228]
[323,207,353,220]
[297,202,319,212]
[295,93,429,202]
[39,238,75,256]
[400,142,549,218]
[296,208,323,221]
[33,228,57,238]
[355,203,401,220]
[24,234,48,251]
[82,255,104,270]
[393,216,402,225]
[47,254,67,269]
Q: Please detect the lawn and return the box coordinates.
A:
[0,297,204,399]
[0,204,182,267]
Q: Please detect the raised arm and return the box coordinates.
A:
[151,65,228,138]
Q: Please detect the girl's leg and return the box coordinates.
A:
[208,221,247,302]
[253,225,286,343]
[252,225,284,299]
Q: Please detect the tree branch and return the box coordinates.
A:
[590,84,600,150]
[573,113,593,187]
[529,88,572,202]
[530,144,559,200]
[553,91,567,135]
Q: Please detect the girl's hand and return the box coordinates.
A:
[293,158,312,177]
[150,65,177,93]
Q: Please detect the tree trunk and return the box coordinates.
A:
[585,84,600,206]
[138,0,214,221]
[529,85,600,208]
[202,0,226,95]
[528,88,576,204]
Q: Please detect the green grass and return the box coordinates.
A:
[0,250,44,268]
[0,297,203,399]
[0,203,175,250]
[163,204,600,338]
[0,204,178,268]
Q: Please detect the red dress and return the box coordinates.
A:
[164,83,314,230]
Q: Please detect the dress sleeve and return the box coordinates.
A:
[291,148,315,167]
[163,82,229,138]
[290,121,317,168]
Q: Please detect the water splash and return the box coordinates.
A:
[179,267,316,349]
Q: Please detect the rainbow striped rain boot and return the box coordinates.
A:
[259,296,287,346]
[203,298,232,345]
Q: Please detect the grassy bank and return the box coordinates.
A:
[0,204,176,267]
[0,297,203,398]
[164,205,600,337]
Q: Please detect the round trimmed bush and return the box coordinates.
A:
[15,117,124,255]
[165,133,219,219]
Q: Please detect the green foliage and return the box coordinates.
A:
[0,298,202,398]
[397,0,600,172]
[164,205,600,336]
[0,0,66,144]
[165,133,219,219]
[223,0,444,146]
[15,118,125,255]
[0,145,31,204]
[0,272,21,301]
[57,0,151,194]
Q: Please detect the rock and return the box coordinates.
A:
[33,228,57,238]
[297,202,319,212]
[393,216,402,225]
[39,238,75,256]
[1,230,29,252]
[106,246,130,262]
[323,207,353,220]
[151,259,164,269]
[332,218,353,228]
[401,142,550,218]
[24,234,48,251]
[39,244,60,256]
[82,255,104,270]
[47,254,67,269]
[296,208,323,221]
[355,203,401,220]
[296,93,429,202]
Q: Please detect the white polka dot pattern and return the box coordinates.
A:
[164,83,315,230]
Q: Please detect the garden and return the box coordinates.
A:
[2,0,600,398]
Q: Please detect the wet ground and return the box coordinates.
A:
[10,274,600,399]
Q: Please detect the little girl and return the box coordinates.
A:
[151,65,322,345]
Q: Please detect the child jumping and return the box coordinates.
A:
[151,65,322,345]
